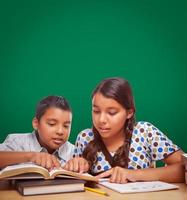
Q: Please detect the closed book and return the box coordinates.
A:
[182,154,187,171]
[15,178,85,195]
[182,154,187,184]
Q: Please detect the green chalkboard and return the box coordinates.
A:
[0,0,187,152]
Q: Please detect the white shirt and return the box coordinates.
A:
[0,131,75,166]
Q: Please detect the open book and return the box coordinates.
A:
[99,180,179,193]
[0,163,97,182]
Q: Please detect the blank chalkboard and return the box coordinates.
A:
[0,0,187,152]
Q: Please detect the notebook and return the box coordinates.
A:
[99,180,179,193]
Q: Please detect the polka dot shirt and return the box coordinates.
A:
[74,121,179,174]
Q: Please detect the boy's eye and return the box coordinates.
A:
[47,123,56,126]
[64,125,70,129]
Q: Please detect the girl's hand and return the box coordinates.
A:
[96,166,136,183]
[30,152,61,170]
[63,157,89,173]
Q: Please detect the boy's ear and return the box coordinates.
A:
[127,109,134,119]
[32,117,39,130]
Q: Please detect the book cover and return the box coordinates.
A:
[99,181,179,193]
[182,154,187,184]
[15,178,85,195]
[0,163,97,182]
[182,154,187,169]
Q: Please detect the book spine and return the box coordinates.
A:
[17,185,24,195]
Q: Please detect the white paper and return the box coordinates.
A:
[99,181,179,193]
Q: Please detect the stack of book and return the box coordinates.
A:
[0,163,98,195]
[182,153,187,184]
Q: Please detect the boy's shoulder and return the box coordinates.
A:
[61,141,74,149]
[58,141,75,161]
[4,132,35,141]
[0,132,37,151]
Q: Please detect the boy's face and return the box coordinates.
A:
[32,107,72,153]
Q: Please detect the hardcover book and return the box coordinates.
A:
[15,178,85,195]
[182,154,187,184]
[0,163,97,182]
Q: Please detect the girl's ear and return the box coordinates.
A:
[32,117,39,130]
[127,109,134,119]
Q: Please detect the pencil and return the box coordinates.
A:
[84,186,109,196]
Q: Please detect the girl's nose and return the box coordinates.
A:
[99,113,107,124]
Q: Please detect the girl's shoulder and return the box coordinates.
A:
[133,121,159,135]
[78,128,94,137]
[134,121,155,129]
[76,128,94,143]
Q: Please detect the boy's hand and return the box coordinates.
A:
[63,157,89,173]
[96,166,136,183]
[30,152,61,170]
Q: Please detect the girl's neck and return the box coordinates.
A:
[102,132,125,153]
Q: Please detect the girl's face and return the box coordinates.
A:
[32,107,72,153]
[92,93,133,141]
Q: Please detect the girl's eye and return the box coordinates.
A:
[108,111,117,116]
[93,110,100,114]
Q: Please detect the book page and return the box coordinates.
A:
[99,181,179,193]
[0,163,49,179]
[0,163,46,173]
[49,168,98,182]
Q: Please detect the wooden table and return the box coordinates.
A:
[0,180,187,200]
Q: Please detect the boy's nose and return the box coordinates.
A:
[56,126,63,135]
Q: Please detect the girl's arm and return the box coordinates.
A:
[0,151,60,170]
[135,150,184,182]
[96,150,185,183]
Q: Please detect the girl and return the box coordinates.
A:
[64,77,184,183]
[0,95,74,170]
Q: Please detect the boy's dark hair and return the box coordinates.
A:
[83,77,136,173]
[35,95,71,120]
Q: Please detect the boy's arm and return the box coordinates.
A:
[0,151,60,170]
[0,151,33,168]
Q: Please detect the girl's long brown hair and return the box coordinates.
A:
[83,77,136,172]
